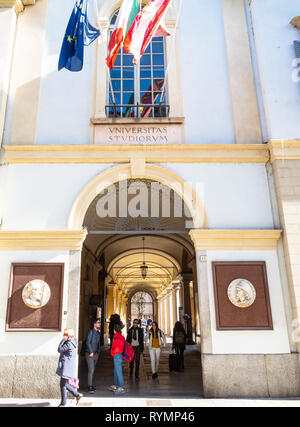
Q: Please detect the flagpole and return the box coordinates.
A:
[136,0,142,117]
[97,19,117,115]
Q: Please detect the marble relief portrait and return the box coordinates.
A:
[22,280,51,309]
[227,278,256,308]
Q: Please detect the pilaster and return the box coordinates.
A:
[222,0,262,144]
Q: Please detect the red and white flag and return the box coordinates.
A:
[124,0,171,64]
[106,0,139,69]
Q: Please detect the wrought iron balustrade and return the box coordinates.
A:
[105,104,170,119]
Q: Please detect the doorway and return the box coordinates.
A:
[77,177,203,398]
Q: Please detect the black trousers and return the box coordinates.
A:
[175,344,185,371]
[130,346,141,378]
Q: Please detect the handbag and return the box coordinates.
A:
[169,352,179,372]
[67,378,80,389]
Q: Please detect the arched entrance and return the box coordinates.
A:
[130,291,154,325]
[75,169,205,398]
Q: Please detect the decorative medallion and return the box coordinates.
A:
[227,278,256,308]
[22,280,51,309]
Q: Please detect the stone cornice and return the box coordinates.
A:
[3,144,270,164]
[0,230,87,251]
[5,141,300,165]
[0,0,35,13]
[189,229,282,251]
[268,140,300,163]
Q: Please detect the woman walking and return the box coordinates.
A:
[146,321,166,379]
[56,328,83,407]
[172,321,187,371]
[108,323,126,395]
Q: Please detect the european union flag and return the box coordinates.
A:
[58,0,100,72]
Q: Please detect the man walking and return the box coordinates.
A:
[126,319,144,380]
[85,318,101,393]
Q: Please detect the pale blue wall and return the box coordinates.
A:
[250,0,300,140]
[36,0,95,145]
[179,0,235,144]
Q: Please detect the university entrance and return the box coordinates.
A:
[77,178,204,398]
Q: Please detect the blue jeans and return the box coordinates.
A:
[60,377,79,405]
[113,353,124,388]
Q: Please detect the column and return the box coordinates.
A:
[161,295,167,333]
[175,285,181,322]
[122,296,128,334]
[106,283,115,332]
[188,234,213,354]
[165,295,169,335]
[164,297,168,335]
[182,273,195,345]
[159,296,163,328]
[172,285,178,325]
[189,281,196,341]
[192,264,201,341]
[169,292,174,336]
[269,141,300,352]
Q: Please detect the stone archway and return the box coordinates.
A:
[75,166,205,397]
[68,164,209,231]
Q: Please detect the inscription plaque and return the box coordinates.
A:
[93,122,185,145]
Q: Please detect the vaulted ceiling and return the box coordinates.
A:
[83,179,195,298]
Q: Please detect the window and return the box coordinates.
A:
[106,9,169,118]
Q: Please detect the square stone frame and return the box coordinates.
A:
[212,261,273,331]
[6,263,65,332]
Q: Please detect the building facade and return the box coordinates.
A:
[0,0,300,398]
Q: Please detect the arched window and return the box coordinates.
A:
[106,9,169,118]
[131,291,154,320]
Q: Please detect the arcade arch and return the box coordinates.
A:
[76,169,204,396]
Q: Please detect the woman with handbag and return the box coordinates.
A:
[145,321,166,379]
[172,321,188,371]
[56,328,83,407]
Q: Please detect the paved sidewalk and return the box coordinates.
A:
[2,345,299,407]
[78,344,203,399]
[0,397,300,407]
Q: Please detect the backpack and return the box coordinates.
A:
[122,340,135,363]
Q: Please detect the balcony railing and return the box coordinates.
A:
[105,104,170,119]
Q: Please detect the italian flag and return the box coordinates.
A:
[124,0,171,64]
[106,0,139,69]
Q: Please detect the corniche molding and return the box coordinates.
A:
[0,0,36,13]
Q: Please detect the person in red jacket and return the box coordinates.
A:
[108,323,126,395]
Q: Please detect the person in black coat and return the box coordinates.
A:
[85,318,101,394]
[109,314,124,348]
[126,319,144,380]
[172,321,188,372]
[56,328,83,407]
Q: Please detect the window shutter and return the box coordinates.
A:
[294,40,300,59]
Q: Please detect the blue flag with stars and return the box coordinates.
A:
[58,0,100,72]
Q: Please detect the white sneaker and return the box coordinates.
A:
[108,385,118,392]
[114,387,126,394]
